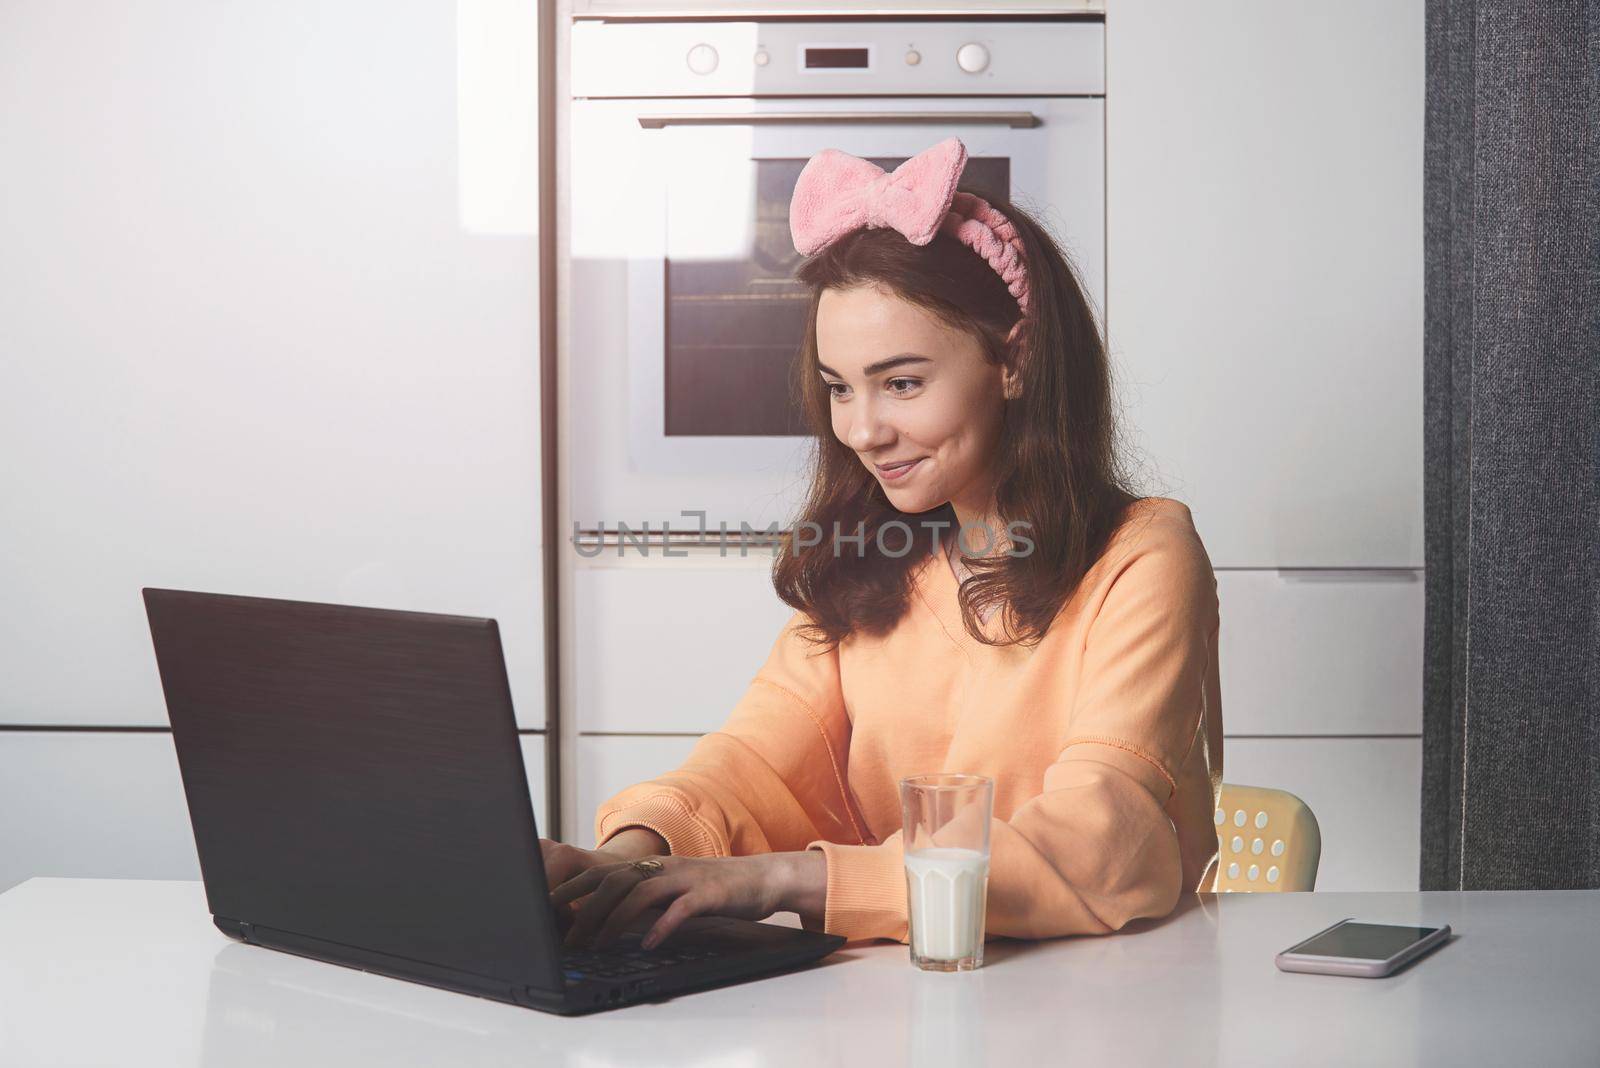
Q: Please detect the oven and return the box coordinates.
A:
[569,17,1105,538]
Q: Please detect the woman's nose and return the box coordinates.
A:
[846,398,894,452]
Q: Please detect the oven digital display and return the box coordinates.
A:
[804,47,870,70]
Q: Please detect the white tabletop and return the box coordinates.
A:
[1,878,1596,1067]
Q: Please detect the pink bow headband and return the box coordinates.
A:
[788,136,1031,317]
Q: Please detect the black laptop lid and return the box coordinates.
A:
[143,588,560,988]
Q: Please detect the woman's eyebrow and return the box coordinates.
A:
[816,353,933,378]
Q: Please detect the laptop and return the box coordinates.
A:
[142,587,846,1015]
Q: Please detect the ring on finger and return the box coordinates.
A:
[629,858,665,879]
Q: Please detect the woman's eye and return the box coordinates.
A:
[824,378,919,398]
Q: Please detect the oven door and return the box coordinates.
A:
[569,96,1103,535]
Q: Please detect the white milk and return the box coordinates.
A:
[904,847,990,962]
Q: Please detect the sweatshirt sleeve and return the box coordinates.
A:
[806,524,1219,943]
[593,610,869,859]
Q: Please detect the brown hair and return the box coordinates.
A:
[771,184,1152,650]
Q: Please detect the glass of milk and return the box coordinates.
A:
[899,773,994,971]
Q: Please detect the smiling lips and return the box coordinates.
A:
[875,458,923,481]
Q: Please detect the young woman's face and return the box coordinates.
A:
[814,284,1008,517]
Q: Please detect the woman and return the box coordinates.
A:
[542,137,1223,952]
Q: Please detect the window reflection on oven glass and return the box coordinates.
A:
[664,155,1010,437]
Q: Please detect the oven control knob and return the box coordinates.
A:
[955,42,990,74]
[686,43,719,76]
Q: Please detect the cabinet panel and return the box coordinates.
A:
[573,734,702,848]
[1217,569,1423,735]
[1106,2,1424,566]
[573,561,794,733]
[1223,736,1420,891]
[0,3,545,727]
[0,732,199,894]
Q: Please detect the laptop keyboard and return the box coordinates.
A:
[559,933,724,984]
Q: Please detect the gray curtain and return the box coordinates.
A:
[1422,1,1600,890]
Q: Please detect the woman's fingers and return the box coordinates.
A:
[562,866,647,947]
[640,892,705,950]
[589,877,680,949]
[549,861,625,908]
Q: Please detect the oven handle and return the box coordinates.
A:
[637,110,1041,130]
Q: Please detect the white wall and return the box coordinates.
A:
[0,0,547,889]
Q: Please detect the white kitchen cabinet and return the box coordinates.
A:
[572,558,795,734]
[1223,736,1420,892]
[573,734,703,848]
[0,731,548,895]
[0,2,547,728]
[1216,569,1424,735]
[1105,1,1425,567]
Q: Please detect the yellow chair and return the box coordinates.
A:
[1211,784,1321,892]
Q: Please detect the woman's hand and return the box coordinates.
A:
[550,852,802,951]
[539,837,630,893]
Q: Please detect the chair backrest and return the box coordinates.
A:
[1212,783,1321,892]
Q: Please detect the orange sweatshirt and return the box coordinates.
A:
[594,497,1223,944]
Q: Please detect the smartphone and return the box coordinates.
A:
[1275,918,1451,977]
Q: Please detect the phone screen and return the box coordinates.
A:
[1288,921,1442,960]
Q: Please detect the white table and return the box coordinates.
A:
[1,878,1595,1067]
